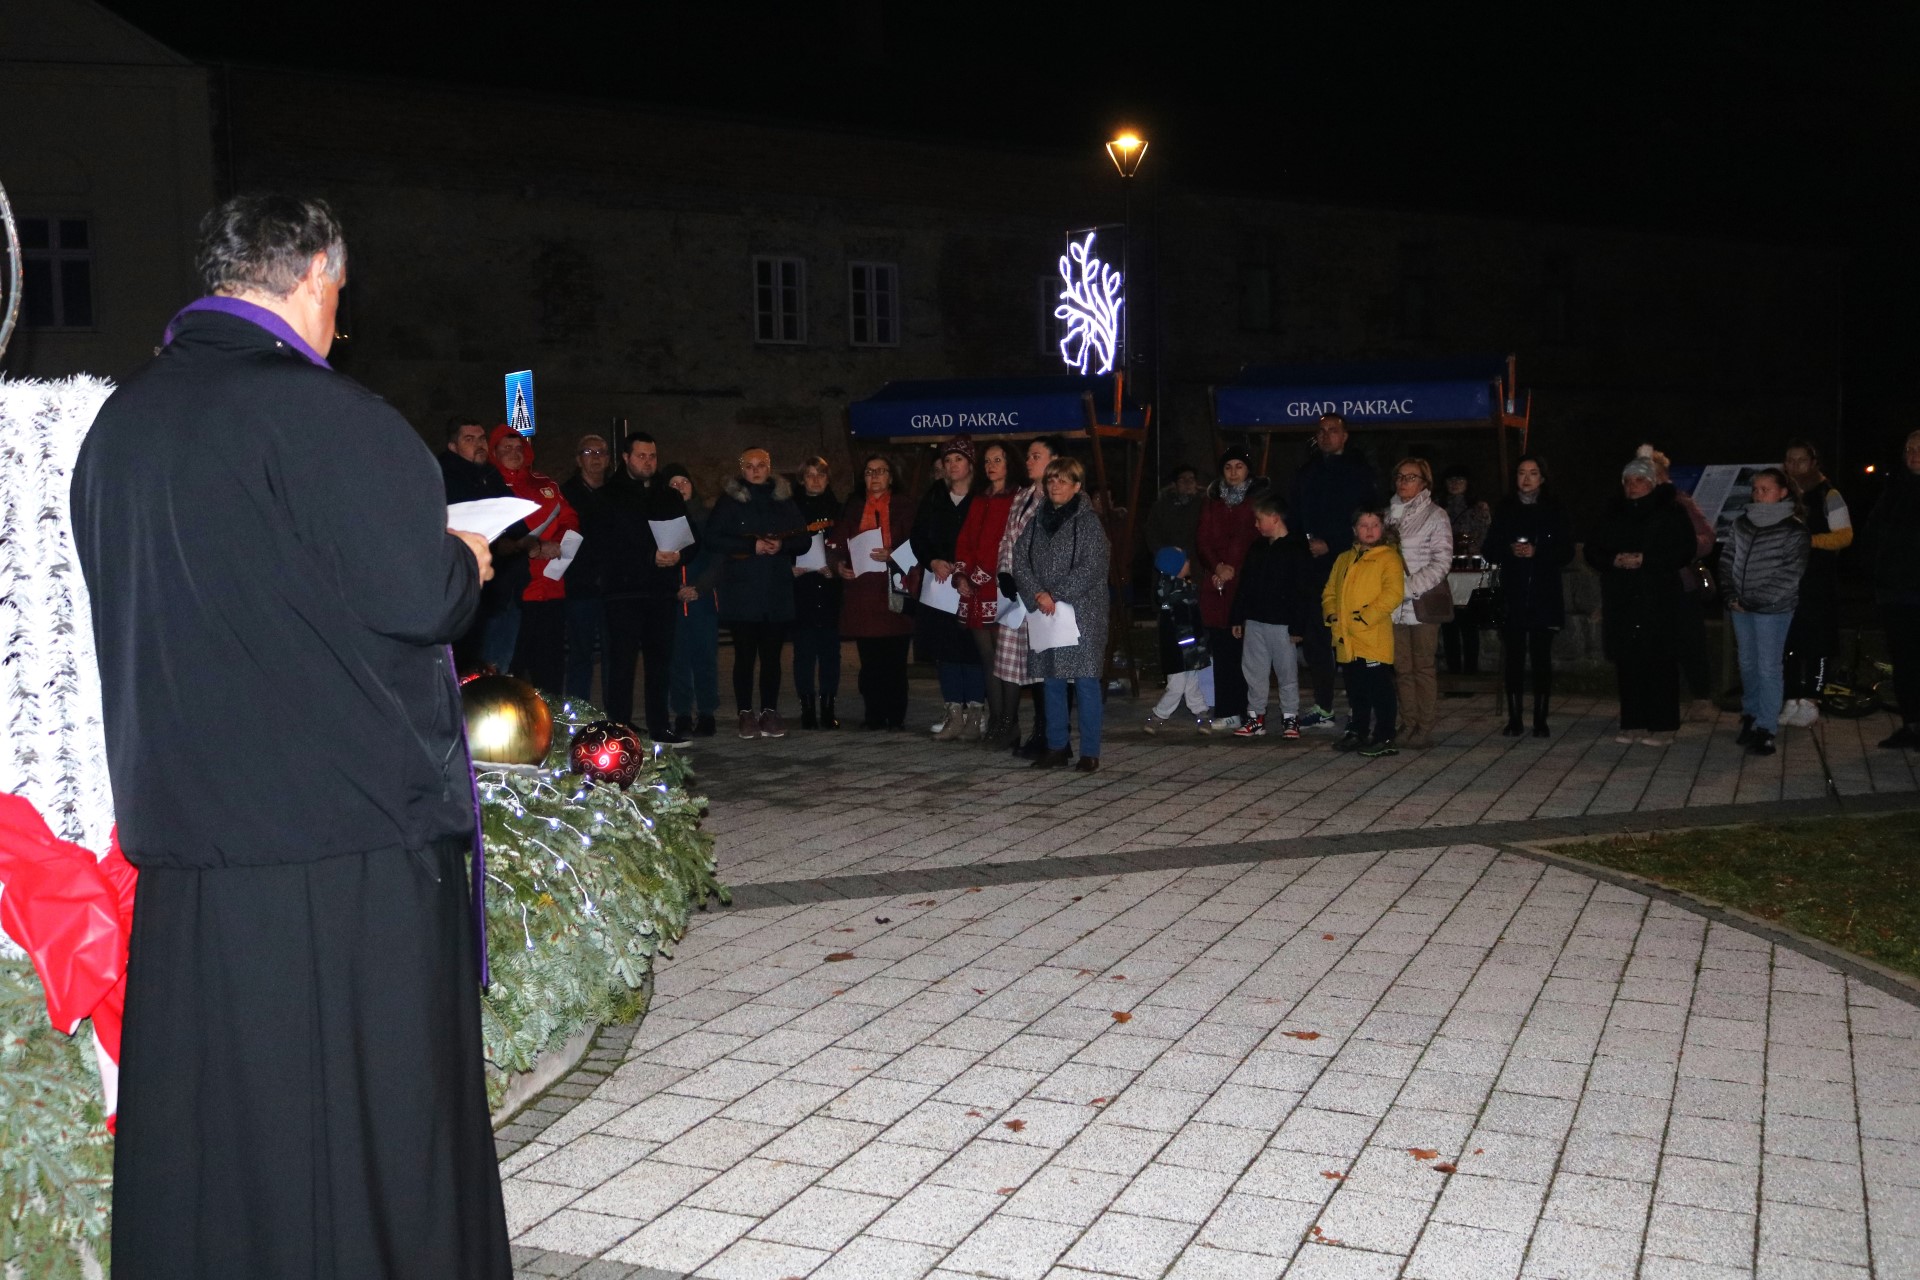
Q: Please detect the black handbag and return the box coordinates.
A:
[1465,569,1502,628]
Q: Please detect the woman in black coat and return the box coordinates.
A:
[1481,454,1575,737]
[790,456,844,729]
[704,448,809,739]
[1583,453,1699,746]
[910,436,984,739]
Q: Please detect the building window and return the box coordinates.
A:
[753,255,806,344]
[1036,274,1067,358]
[1395,241,1434,340]
[20,216,95,330]
[848,262,899,347]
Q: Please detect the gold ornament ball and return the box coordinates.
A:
[462,675,553,764]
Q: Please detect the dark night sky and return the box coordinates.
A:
[101,0,1914,434]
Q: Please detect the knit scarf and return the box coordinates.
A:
[860,490,891,533]
[1219,479,1251,507]
[1040,491,1083,535]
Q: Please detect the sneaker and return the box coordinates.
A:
[651,728,689,748]
[1214,715,1243,732]
[737,711,760,739]
[1638,732,1675,748]
[1880,725,1918,750]
[1359,739,1399,758]
[759,709,788,739]
[694,713,717,738]
[1747,730,1776,756]
[1332,731,1363,753]
[1281,716,1301,740]
[1195,717,1215,735]
[1298,706,1339,731]
[1143,714,1166,735]
[1614,732,1639,745]
[1233,715,1267,738]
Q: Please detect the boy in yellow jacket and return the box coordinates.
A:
[1322,510,1407,757]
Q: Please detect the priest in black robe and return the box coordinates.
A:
[70,194,511,1279]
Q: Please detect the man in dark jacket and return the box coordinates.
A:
[1288,414,1379,724]
[596,432,693,743]
[70,194,510,1278]
[440,415,531,673]
[560,433,614,704]
[1865,430,1920,748]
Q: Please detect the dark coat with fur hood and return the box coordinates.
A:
[705,473,810,622]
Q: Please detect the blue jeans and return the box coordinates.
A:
[1732,608,1793,733]
[564,597,607,702]
[669,593,720,717]
[1045,676,1103,757]
[938,660,987,704]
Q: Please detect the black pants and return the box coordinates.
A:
[792,625,842,700]
[1501,626,1556,707]
[855,636,911,728]
[511,598,566,696]
[1674,591,1710,699]
[113,838,510,1279]
[604,597,678,734]
[1442,619,1481,675]
[729,620,788,713]
[1784,591,1837,700]
[1342,659,1397,743]
[1883,601,1920,727]
[1616,638,1680,732]
[1208,626,1248,720]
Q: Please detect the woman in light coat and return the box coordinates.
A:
[1722,467,1809,756]
[1011,456,1111,773]
[1385,457,1454,748]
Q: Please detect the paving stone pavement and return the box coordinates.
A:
[502,678,1920,1278]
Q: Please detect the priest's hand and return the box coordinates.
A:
[655,549,681,567]
[451,530,495,584]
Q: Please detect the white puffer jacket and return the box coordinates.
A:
[1388,489,1454,625]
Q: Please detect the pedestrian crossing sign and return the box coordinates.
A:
[505,370,537,437]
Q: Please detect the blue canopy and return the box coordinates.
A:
[849,376,1137,439]
[1214,356,1509,429]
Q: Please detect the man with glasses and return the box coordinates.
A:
[1289,414,1380,727]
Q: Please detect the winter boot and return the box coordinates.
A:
[1532,689,1551,738]
[964,701,987,740]
[933,702,968,741]
[1501,693,1524,737]
[820,697,839,730]
[799,697,818,730]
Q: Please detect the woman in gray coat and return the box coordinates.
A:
[1723,466,1809,756]
[1012,457,1111,771]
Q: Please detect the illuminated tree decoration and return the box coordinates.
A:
[1054,232,1123,376]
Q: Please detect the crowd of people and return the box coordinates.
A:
[442,408,1920,765]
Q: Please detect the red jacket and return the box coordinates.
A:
[489,424,579,603]
[954,488,1017,628]
[1194,478,1269,628]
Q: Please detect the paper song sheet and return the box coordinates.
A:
[648,516,695,554]
[889,540,918,572]
[447,497,539,543]
[1026,601,1081,653]
[541,528,585,580]
[996,594,1028,629]
[795,532,828,572]
[847,527,887,576]
[918,571,961,614]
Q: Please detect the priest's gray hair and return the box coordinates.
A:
[196,193,347,297]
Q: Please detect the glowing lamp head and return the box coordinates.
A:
[1106,133,1148,178]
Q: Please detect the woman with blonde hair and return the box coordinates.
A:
[1385,456,1454,747]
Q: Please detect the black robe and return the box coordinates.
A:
[71,308,510,1279]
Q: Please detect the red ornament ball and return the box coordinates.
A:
[567,721,645,789]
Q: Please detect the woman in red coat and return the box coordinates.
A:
[953,441,1021,745]
[835,454,916,729]
[1193,446,1270,729]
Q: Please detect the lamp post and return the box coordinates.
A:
[1105,132,1149,470]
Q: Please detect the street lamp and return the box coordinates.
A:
[1105,133,1148,178]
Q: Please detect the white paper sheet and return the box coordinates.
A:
[996,595,1028,629]
[648,516,695,554]
[918,571,962,614]
[541,528,585,580]
[848,528,887,576]
[889,540,918,572]
[447,497,538,543]
[795,532,828,572]
[1026,601,1081,653]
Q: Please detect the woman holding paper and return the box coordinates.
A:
[954,442,1021,747]
[1012,456,1111,772]
[836,454,916,729]
[911,437,984,740]
[791,457,843,729]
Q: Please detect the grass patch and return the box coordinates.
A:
[1548,812,1920,979]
